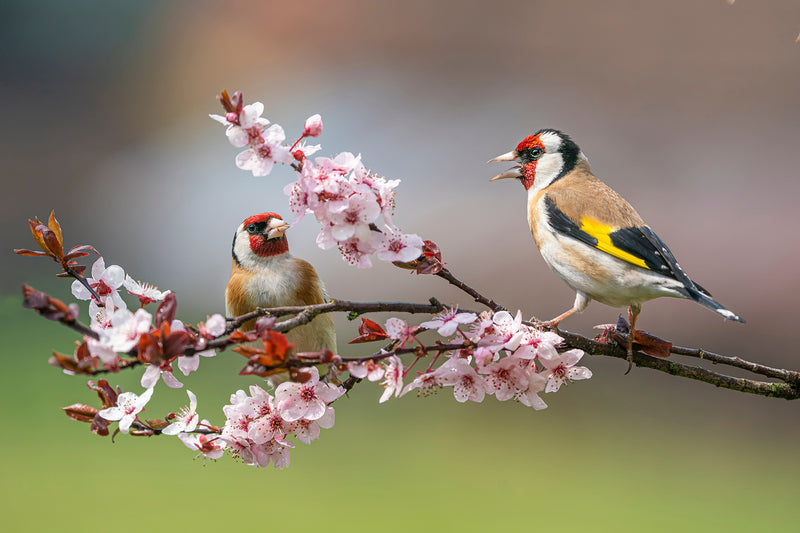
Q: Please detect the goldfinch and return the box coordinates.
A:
[225,212,337,355]
[489,129,743,368]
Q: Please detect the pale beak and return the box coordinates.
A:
[488,150,522,181]
[489,167,523,181]
[488,150,518,163]
[266,218,290,239]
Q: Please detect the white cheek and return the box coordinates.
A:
[532,153,564,192]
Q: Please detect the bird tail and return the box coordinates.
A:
[684,287,745,323]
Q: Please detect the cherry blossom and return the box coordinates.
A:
[379,355,404,403]
[478,355,530,401]
[479,310,524,352]
[538,348,593,393]
[199,314,226,339]
[176,349,216,377]
[303,114,323,137]
[234,123,293,177]
[293,407,335,445]
[248,411,293,446]
[436,357,489,403]
[123,275,170,307]
[88,295,117,330]
[384,318,416,347]
[274,366,344,422]
[86,337,119,366]
[179,429,227,462]
[101,308,153,353]
[376,228,424,263]
[141,361,183,389]
[513,328,563,361]
[71,257,126,309]
[401,371,441,397]
[252,440,292,469]
[347,359,385,382]
[162,390,199,435]
[97,387,154,434]
[516,372,548,410]
[209,101,269,147]
[420,307,478,337]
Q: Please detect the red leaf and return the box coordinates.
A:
[63,403,99,423]
[348,317,389,344]
[14,249,49,257]
[155,292,177,327]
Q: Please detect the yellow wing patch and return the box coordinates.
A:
[579,217,650,270]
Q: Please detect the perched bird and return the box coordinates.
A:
[225,212,337,356]
[489,129,743,369]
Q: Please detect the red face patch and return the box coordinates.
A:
[243,212,282,227]
[243,212,289,257]
[520,163,536,190]
[516,134,545,153]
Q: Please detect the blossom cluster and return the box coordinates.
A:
[211,92,424,268]
[221,367,344,469]
[66,257,222,389]
[348,308,592,409]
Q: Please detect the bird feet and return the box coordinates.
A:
[595,317,673,374]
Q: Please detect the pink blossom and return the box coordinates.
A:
[347,360,385,381]
[141,361,183,389]
[420,307,478,337]
[538,348,593,393]
[473,346,495,368]
[401,371,441,397]
[303,114,323,137]
[235,124,293,177]
[379,355,404,403]
[98,387,154,433]
[327,191,381,242]
[102,308,152,353]
[162,390,199,435]
[513,328,563,361]
[86,336,119,366]
[176,348,216,377]
[376,228,424,263]
[88,296,117,330]
[199,313,226,339]
[274,367,344,422]
[517,371,548,410]
[253,440,291,469]
[479,310,524,352]
[384,318,416,347]
[336,234,381,268]
[248,411,294,447]
[210,101,269,147]
[479,355,530,401]
[123,275,170,307]
[436,358,489,403]
[179,428,227,462]
[71,257,126,309]
[292,407,335,445]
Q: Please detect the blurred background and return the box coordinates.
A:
[2,0,799,530]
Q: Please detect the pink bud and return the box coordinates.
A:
[303,114,323,137]
[226,112,239,124]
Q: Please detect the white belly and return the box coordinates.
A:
[534,222,686,308]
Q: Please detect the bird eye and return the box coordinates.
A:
[247,223,256,233]
[530,147,543,158]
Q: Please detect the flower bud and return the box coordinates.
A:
[303,114,323,137]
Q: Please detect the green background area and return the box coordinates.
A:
[2,297,797,532]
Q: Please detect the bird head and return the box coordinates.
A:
[489,129,583,191]
[232,212,290,267]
